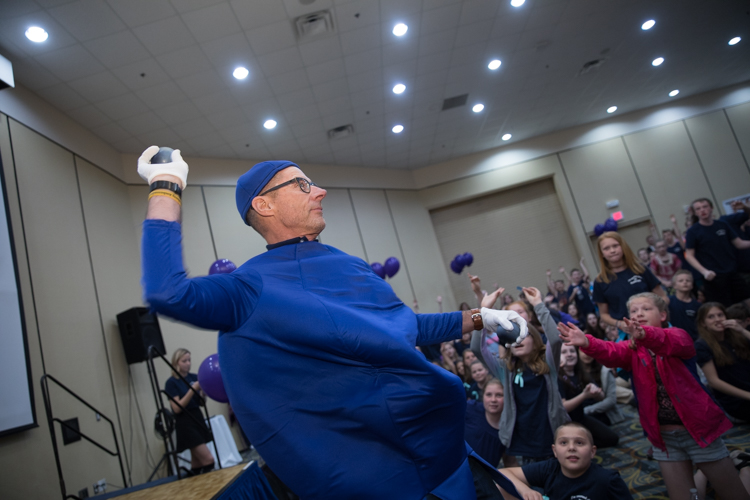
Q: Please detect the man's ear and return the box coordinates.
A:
[251,196,274,218]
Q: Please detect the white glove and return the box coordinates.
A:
[481,308,529,347]
[137,145,189,188]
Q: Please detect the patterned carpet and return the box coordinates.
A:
[595,404,750,499]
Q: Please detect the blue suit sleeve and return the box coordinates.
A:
[141,219,259,331]
[415,312,462,346]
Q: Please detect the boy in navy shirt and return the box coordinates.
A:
[685,198,750,306]
[667,270,701,341]
[500,422,632,500]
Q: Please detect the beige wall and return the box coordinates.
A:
[0,79,750,499]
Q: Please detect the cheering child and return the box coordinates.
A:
[558,292,748,499]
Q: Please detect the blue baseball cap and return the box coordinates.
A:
[235,160,298,225]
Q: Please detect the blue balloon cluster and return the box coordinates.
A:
[209,258,237,275]
[594,218,618,237]
[371,257,400,279]
[450,252,474,274]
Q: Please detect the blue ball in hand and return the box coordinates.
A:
[496,322,521,346]
[150,147,174,164]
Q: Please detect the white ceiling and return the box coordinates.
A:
[0,0,748,170]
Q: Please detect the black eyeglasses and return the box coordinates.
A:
[258,177,319,197]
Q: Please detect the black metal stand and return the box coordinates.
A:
[41,374,129,500]
[145,345,222,481]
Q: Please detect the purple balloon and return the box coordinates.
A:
[450,259,464,274]
[197,354,228,403]
[462,252,473,267]
[209,258,237,275]
[604,218,618,232]
[594,223,605,237]
[455,253,467,267]
[371,262,386,279]
[383,257,400,278]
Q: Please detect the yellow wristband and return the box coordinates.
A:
[148,189,182,205]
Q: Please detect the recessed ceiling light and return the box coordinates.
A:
[392,83,406,94]
[669,89,680,97]
[25,26,48,43]
[652,57,664,66]
[488,59,502,70]
[264,119,277,130]
[392,125,404,134]
[393,23,408,37]
[233,67,249,79]
[502,133,512,141]
[729,37,741,46]
[510,0,525,7]
[607,106,618,113]
[641,20,655,30]
[472,104,485,113]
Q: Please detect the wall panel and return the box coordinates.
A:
[624,121,710,232]
[316,188,366,261]
[725,102,750,177]
[685,110,750,210]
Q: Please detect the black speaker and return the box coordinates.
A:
[117,307,166,364]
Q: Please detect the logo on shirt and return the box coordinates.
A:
[628,275,643,285]
[717,229,726,236]
[687,310,696,317]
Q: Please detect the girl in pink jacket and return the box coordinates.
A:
[559,292,748,500]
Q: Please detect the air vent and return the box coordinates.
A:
[327,124,354,140]
[579,58,607,75]
[441,94,468,111]
[294,11,335,41]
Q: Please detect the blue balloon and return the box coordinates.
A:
[604,218,618,232]
[371,262,386,279]
[383,257,400,278]
[209,258,237,275]
[450,259,464,274]
[594,224,605,237]
[462,252,473,267]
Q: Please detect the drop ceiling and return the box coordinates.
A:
[0,0,748,170]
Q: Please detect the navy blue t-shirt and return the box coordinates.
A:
[667,241,683,258]
[695,338,750,416]
[593,268,661,321]
[721,212,750,272]
[508,368,554,458]
[668,296,701,341]
[165,373,200,410]
[464,400,506,467]
[685,219,739,274]
[567,283,596,316]
[522,458,633,499]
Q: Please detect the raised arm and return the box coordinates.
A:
[546,269,556,294]
[558,322,634,370]
[559,266,571,287]
[670,214,684,245]
[630,323,695,359]
[579,257,590,281]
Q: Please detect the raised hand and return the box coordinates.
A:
[137,145,189,188]
[521,286,542,306]
[481,287,505,309]
[481,308,528,346]
[621,317,645,340]
[468,273,482,295]
[557,322,589,348]
[558,266,566,274]
[546,269,552,276]
[723,319,744,332]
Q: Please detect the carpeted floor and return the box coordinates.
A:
[595,404,750,499]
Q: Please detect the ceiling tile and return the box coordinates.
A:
[153,101,202,127]
[379,0,422,19]
[306,58,347,86]
[206,107,248,129]
[156,45,213,79]
[320,109,354,129]
[334,0,380,33]
[312,77,349,102]
[268,68,310,96]
[417,28,456,57]
[382,39,418,66]
[420,3,462,35]
[245,20,297,56]
[136,127,182,147]
[175,70,227,99]
[135,81,189,108]
[133,16,196,56]
[181,3,241,43]
[191,91,238,115]
[283,103,321,125]
[105,0,176,28]
[230,0,288,30]
[454,19,493,48]
[340,23,381,56]
[201,32,256,69]
[298,36,343,66]
[172,116,216,139]
[83,30,151,69]
[67,104,112,128]
[117,110,168,135]
[35,82,88,111]
[111,57,171,90]
[50,0,126,42]
[0,0,42,18]
[347,68,382,93]
[95,93,149,120]
[459,0,500,26]
[280,0,333,18]
[0,12,79,57]
[170,0,225,14]
[278,87,317,112]
[186,130,225,150]
[343,47,381,76]
[34,44,105,80]
[9,57,62,90]
[68,71,130,102]
[92,121,131,142]
[257,46,305,77]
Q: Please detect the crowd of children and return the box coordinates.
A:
[420,197,750,499]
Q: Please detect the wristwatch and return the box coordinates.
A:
[470,308,484,330]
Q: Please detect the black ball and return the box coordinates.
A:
[150,147,174,164]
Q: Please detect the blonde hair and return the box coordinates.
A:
[626,292,669,328]
[595,231,645,284]
[504,325,550,376]
[170,348,190,378]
